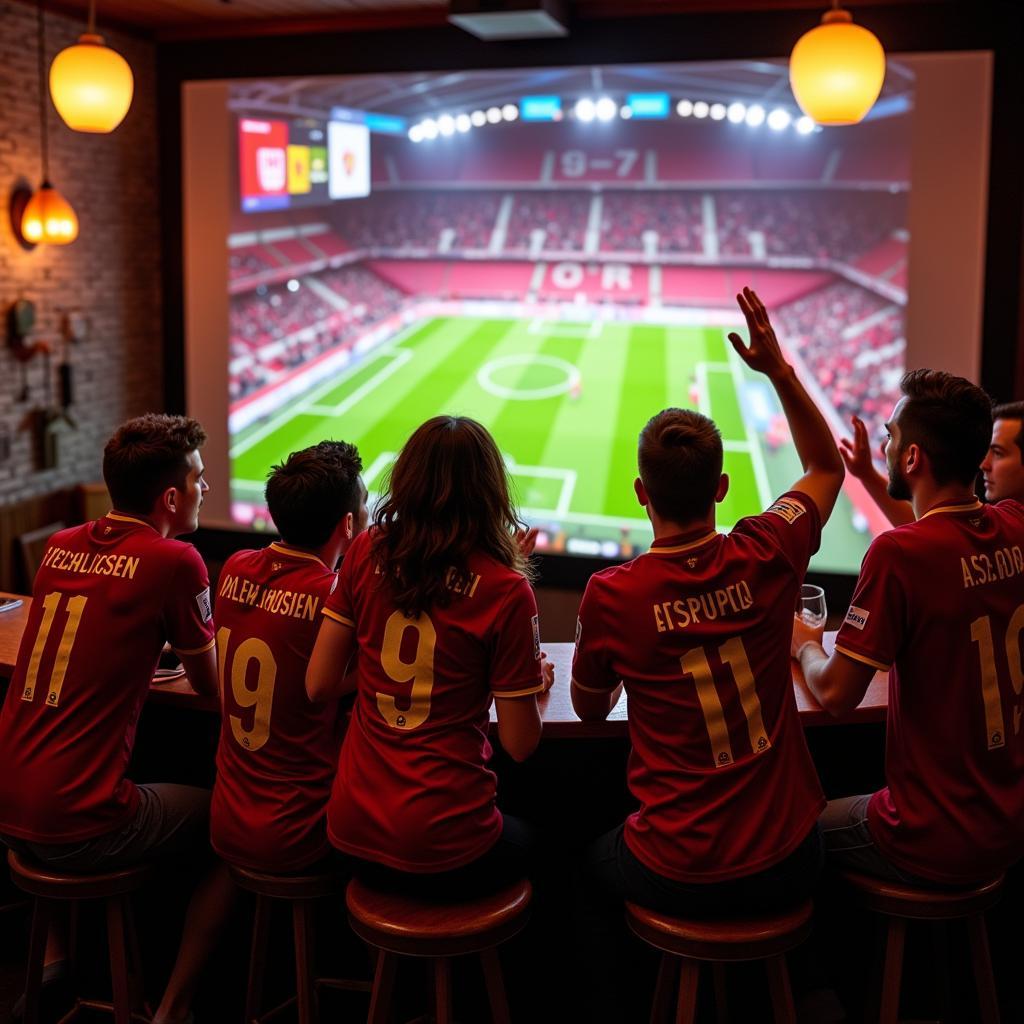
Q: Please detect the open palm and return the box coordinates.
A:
[727,287,790,380]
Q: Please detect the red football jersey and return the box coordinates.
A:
[0,513,214,843]
[323,529,545,873]
[573,492,826,883]
[835,498,1024,884]
[211,543,344,872]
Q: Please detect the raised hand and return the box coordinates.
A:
[727,287,792,381]
[516,526,540,558]
[838,415,876,481]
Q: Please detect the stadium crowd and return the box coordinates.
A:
[3,283,1021,1023]
[774,281,904,443]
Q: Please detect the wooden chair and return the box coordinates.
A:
[346,876,532,1024]
[229,863,371,1024]
[8,849,153,1024]
[840,870,1003,1023]
[625,899,814,1023]
[16,521,65,590]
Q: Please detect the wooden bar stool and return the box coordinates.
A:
[229,863,372,1024]
[346,876,532,1024]
[8,849,154,1024]
[840,870,1003,1024]
[625,899,813,1024]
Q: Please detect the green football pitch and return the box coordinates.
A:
[230,315,871,573]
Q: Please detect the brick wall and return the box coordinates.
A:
[0,1,160,506]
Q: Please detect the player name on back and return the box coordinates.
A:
[653,581,754,632]
[219,572,320,620]
[41,547,140,579]
[960,546,1024,589]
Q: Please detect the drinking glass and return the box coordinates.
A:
[799,584,827,629]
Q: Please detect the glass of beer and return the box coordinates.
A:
[799,584,827,629]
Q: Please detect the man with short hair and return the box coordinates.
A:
[794,372,1024,885]
[211,440,368,872]
[571,290,845,1019]
[839,400,1024,526]
[0,413,227,1024]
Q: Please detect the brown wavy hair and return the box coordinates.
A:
[372,416,532,617]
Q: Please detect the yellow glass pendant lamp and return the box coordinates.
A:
[49,1,133,133]
[789,6,886,126]
[21,181,79,245]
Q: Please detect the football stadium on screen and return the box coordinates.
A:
[226,62,913,573]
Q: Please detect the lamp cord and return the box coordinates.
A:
[36,0,48,180]
[87,0,96,34]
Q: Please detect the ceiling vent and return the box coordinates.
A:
[448,0,569,41]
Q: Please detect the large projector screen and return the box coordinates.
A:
[183,54,992,575]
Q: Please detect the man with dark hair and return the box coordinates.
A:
[571,290,845,1019]
[838,398,1024,526]
[794,371,1024,885]
[0,413,231,1024]
[211,440,368,873]
[982,401,1024,504]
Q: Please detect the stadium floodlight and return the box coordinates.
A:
[676,99,694,117]
[438,114,456,137]
[286,279,300,293]
[408,124,425,142]
[692,101,710,119]
[620,105,633,119]
[745,105,766,127]
[595,96,618,121]
[709,103,727,121]
[455,113,472,133]
[796,115,816,135]
[727,102,746,124]
[767,108,792,131]
[574,97,597,122]
[486,106,502,124]
[470,109,487,127]
[501,103,519,121]
[420,119,439,140]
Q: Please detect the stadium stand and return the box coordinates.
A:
[600,192,704,254]
[775,281,904,442]
[504,192,590,253]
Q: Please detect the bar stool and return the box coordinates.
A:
[840,870,1003,1024]
[346,876,532,1024]
[229,863,372,1024]
[625,899,813,1024]
[8,849,154,1024]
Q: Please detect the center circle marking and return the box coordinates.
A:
[476,354,581,401]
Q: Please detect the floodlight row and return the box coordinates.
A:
[409,104,519,142]
[407,97,817,142]
[675,98,816,134]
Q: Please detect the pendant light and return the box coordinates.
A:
[789,3,886,126]
[49,0,133,133]
[22,1,78,246]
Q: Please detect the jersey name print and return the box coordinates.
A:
[211,543,342,872]
[323,529,544,873]
[0,514,213,843]
[835,499,1024,884]
[573,492,825,884]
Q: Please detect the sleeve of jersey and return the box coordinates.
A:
[571,578,618,694]
[833,535,905,673]
[322,536,359,629]
[489,578,545,700]
[732,490,822,574]
[165,546,216,656]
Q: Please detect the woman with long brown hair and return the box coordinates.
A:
[307,415,552,888]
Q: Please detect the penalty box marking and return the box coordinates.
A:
[527,317,604,339]
[360,451,576,518]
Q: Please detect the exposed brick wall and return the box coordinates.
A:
[0,1,160,506]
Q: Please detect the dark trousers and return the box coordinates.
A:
[575,824,824,1022]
